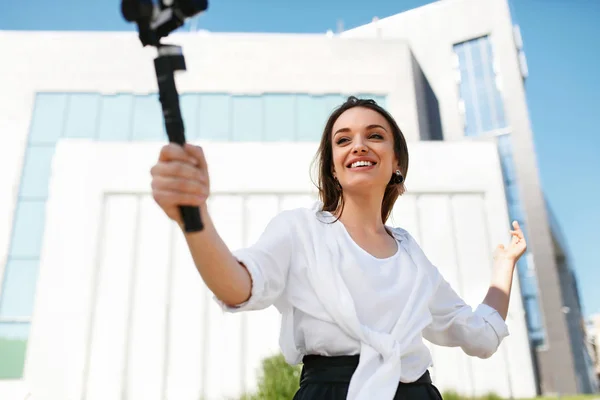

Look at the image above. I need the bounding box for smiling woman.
[150,95,527,400]
[314,96,409,226]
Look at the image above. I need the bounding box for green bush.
[442,391,465,400]
[241,353,301,400]
[481,393,503,400]
[441,391,504,400]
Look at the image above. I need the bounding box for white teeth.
[350,161,374,168]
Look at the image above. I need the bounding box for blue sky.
[1,0,599,318]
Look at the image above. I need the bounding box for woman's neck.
[335,192,387,235]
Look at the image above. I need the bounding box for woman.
[150,97,526,399]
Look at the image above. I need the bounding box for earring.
[393,169,404,184]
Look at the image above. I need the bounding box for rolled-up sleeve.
[423,274,510,359]
[214,211,294,313]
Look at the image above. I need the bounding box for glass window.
[63,93,101,139]
[8,200,46,259]
[505,182,522,206]
[231,96,263,141]
[28,93,68,145]
[296,94,348,142]
[454,36,507,136]
[264,94,296,141]
[324,94,349,111]
[180,94,201,141]
[524,298,545,336]
[198,94,231,141]
[0,260,39,317]
[131,94,166,141]
[296,94,326,141]
[97,94,135,141]
[18,145,56,199]
[496,134,546,346]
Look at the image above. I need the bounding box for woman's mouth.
[348,160,376,169]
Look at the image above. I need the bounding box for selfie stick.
[154,44,204,232]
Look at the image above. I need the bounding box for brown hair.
[312,96,409,223]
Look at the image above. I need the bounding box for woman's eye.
[370,133,384,139]
[336,138,349,144]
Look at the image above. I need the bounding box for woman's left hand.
[493,221,527,265]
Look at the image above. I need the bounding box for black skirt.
[292,355,443,400]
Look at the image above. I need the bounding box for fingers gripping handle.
[154,46,204,232]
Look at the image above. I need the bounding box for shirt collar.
[311,201,407,243]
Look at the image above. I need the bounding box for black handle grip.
[154,47,204,233]
[180,205,204,232]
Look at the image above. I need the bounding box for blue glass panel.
[470,38,484,67]
[454,36,508,136]
[198,94,231,141]
[231,96,263,141]
[8,200,46,258]
[372,95,387,107]
[530,330,545,344]
[63,93,101,139]
[462,81,479,137]
[180,94,201,141]
[525,298,543,330]
[296,95,330,142]
[519,270,537,294]
[96,94,135,141]
[508,202,525,223]
[495,132,544,345]
[499,153,517,183]
[0,322,29,340]
[505,182,521,206]
[294,94,390,141]
[324,94,347,113]
[264,94,296,141]
[0,260,39,317]
[19,145,56,199]
[496,134,512,154]
[28,93,68,145]
[455,44,467,71]
[476,85,493,132]
[131,94,166,141]
[483,38,496,70]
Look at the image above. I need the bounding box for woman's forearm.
[182,204,252,306]
[482,260,516,320]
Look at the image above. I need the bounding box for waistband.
[300,355,432,386]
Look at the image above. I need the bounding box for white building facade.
[0,0,557,398]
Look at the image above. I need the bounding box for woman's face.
[331,107,397,194]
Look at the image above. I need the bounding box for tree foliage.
[241,353,301,400]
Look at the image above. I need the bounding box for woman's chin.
[341,178,384,194]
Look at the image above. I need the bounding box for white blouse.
[215,202,509,400]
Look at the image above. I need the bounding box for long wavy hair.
[311,96,409,223]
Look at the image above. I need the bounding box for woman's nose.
[352,138,368,154]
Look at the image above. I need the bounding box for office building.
[342,0,597,394]
[0,0,594,397]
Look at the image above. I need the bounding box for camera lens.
[176,0,208,17]
[121,0,154,22]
